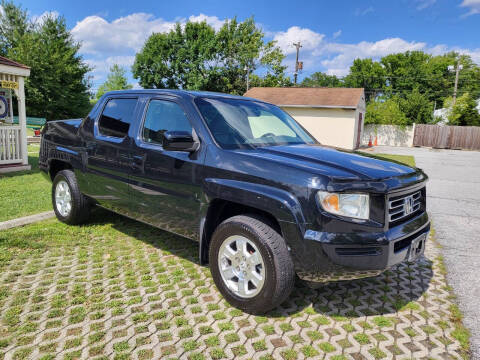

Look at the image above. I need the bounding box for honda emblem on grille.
[404,195,414,215]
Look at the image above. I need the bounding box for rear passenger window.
[98,98,137,138]
[142,100,192,145]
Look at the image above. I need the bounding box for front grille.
[388,190,422,223]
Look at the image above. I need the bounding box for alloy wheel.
[217,235,266,298]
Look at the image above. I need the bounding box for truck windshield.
[195,97,315,150]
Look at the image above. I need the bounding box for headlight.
[316,191,369,220]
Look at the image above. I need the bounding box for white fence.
[0,125,23,165]
[362,124,415,147]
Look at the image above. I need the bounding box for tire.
[209,214,295,314]
[52,169,91,225]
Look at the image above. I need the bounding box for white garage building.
[244,87,366,150]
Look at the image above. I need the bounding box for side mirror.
[163,131,200,152]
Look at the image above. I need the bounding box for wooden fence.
[413,124,480,150]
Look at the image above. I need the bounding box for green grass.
[0,144,51,222]
[0,166,470,360]
[430,224,472,359]
[374,153,416,167]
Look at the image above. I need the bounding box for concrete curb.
[0,210,55,230]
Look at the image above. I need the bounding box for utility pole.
[448,61,463,106]
[293,42,302,85]
[244,65,250,91]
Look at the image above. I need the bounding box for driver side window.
[142,100,192,145]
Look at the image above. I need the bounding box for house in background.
[244,87,366,150]
[0,56,30,173]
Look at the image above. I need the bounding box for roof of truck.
[105,89,257,102]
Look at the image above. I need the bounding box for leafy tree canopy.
[445,93,480,126]
[0,1,91,120]
[0,0,30,56]
[365,97,409,126]
[344,58,386,102]
[302,50,480,126]
[301,72,343,88]
[397,88,433,125]
[133,17,290,94]
[96,64,133,100]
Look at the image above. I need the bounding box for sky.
[17,0,480,92]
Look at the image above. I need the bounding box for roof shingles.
[0,56,30,69]
[244,87,364,108]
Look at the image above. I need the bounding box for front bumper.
[283,211,430,283]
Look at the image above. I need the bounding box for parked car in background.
[39,90,430,313]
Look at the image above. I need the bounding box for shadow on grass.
[86,207,434,319]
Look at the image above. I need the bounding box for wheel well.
[49,160,72,180]
[201,199,282,264]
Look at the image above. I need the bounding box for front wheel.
[52,170,91,225]
[209,215,295,314]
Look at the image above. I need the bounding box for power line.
[303,73,479,83]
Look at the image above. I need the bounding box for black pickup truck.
[39,90,430,313]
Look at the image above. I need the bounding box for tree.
[96,64,132,100]
[342,51,480,125]
[451,53,480,102]
[365,97,408,126]
[133,17,289,94]
[445,93,480,126]
[301,72,343,87]
[212,17,265,94]
[397,88,434,124]
[381,51,431,96]
[133,21,217,90]
[7,14,91,120]
[380,51,480,108]
[254,40,292,87]
[1,3,92,120]
[0,0,30,56]
[248,41,292,88]
[344,58,386,101]
[421,52,480,107]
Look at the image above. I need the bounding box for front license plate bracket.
[408,234,426,262]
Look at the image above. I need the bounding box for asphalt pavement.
[370,145,480,359]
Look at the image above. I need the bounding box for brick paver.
[0,218,465,360]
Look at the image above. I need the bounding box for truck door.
[83,96,139,214]
[129,96,204,240]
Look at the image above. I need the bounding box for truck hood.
[236,144,417,181]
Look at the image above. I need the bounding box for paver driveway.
[371,145,480,359]
[0,208,467,360]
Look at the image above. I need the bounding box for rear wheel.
[209,215,295,314]
[52,170,90,225]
